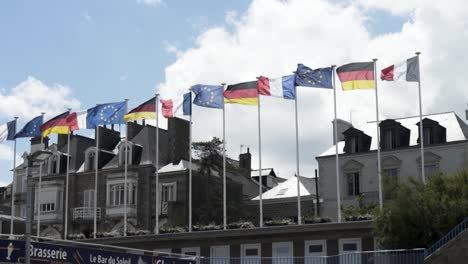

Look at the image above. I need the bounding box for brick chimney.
[239,147,251,171]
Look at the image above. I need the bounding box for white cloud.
[0,76,81,121]
[157,0,468,178]
[137,0,162,7]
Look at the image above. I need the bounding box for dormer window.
[51,156,58,174]
[423,127,432,145]
[48,154,60,175]
[383,130,393,149]
[87,151,96,171]
[118,141,133,166]
[349,137,358,153]
[379,119,410,151]
[343,127,371,154]
[417,118,446,146]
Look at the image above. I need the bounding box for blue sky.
[0,0,423,184]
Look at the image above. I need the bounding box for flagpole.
[124,99,129,236]
[188,89,193,232]
[64,109,71,239]
[220,83,227,230]
[257,91,263,228]
[373,58,383,210]
[93,125,99,239]
[36,112,45,237]
[331,65,342,223]
[155,93,160,235]
[9,116,18,237]
[416,52,425,184]
[294,87,301,225]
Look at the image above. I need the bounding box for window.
[40,203,55,212]
[181,247,200,257]
[83,189,95,207]
[383,168,398,178]
[88,152,96,171]
[50,155,58,174]
[346,172,360,196]
[241,244,261,264]
[161,183,177,203]
[339,238,361,264]
[349,137,358,153]
[304,240,327,263]
[424,164,439,177]
[210,246,230,264]
[119,143,132,165]
[384,130,393,149]
[108,183,137,206]
[423,127,432,145]
[272,242,293,264]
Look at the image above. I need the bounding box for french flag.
[66,111,89,131]
[258,75,296,100]
[381,56,420,82]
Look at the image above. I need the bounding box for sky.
[0,0,467,185]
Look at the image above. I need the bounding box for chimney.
[30,136,49,153]
[332,119,353,144]
[239,147,251,171]
[127,122,145,141]
[168,117,190,164]
[96,126,121,151]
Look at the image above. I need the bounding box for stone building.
[11,118,260,237]
[316,112,468,220]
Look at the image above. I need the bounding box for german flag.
[40,111,70,138]
[336,62,375,90]
[224,81,258,105]
[124,97,156,122]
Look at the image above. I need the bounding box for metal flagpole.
[93,125,99,239]
[36,112,45,237]
[124,99,129,236]
[188,89,193,232]
[294,87,301,225]
[332,65,342,223]
[64,120,71,239]
[373,58,383,210]
[155,94,160,234]
[221,83,227,231]
[416,52,425,184]
[10,116,18,237]
[257,92,263,228]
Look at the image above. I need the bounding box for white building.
[316,112,468,220]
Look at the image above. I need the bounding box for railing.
[199,249,426,264]
[426,217,468,256]
[161,201,168,215]
[73,207,101,220]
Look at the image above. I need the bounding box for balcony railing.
[73,207,100,220]
[161,201,168,215]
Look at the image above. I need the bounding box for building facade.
[11,118,260,238]
[316,112,468,220]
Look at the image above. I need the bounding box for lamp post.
[25,150,52,264]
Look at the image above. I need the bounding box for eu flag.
[191,84,224,109]
[86,101,126,128]
[15,115,43,138]
[295,64,333,89]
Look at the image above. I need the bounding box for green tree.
[373,171,468,249]
[192,137,252,225]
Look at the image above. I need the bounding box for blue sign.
[0,239,195,264]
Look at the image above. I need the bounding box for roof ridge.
[366,111,455,124]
